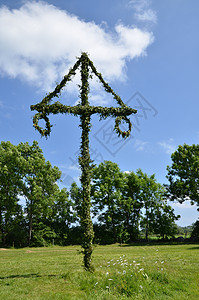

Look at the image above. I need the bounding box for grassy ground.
[0,243,198,299]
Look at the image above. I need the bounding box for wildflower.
[138,268,144,272]
[161,268,163,271]
[108,278,113,281]
[106,286,109,289]
[133,260,136,263]
[123,270,126,274]
[161,261,164,264]
[140,285,143,289]
[143,273,149,279]
[95,282,98,286]
[106,272,109,275]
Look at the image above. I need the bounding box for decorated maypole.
[31,53,137,271]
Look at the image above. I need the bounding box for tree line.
[0,141,198,247]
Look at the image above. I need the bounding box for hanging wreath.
[115,116,132,138]
[33,112,52,137]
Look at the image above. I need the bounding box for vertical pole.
[79,54,94,271]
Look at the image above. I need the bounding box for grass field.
[0,243,198,299]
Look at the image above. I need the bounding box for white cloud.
[172,201,197,209]
[130,0,157,24]
[133,139,149,151]
[124,170,131,174]
[158,138,176,155]
[0,1,154,92]
[135,9,157,23]
[69,165,80,171]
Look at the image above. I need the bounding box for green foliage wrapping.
[30,52,137,271]
[78,57,94,271]
[30,52,137,138]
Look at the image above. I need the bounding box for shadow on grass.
[187,246,199,250]
[120,241,199,247]
[0,273,59,280]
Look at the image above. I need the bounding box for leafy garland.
[30,52,137,271]
[31,53,137,138]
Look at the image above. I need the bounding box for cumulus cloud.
[123,171,131,174]
[0,1,154,91]
[133,139,149,151]
[172,201,197,209]
[130,0,157,24]
[135,9,157,23]
[158,138,176,155]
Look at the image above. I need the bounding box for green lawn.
[0,244,198,299]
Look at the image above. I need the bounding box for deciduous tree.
[92,161,124,242]
[18,141,61,245]
[167,143,199,209]
[0,141,24,245]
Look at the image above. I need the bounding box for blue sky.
[0,0,198,226]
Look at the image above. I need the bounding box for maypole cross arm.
[30,52,137,138]
[30,52,137,271]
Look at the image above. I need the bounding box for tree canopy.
[0,141,63,246]
[0,141,190,248]
[91,161,179,243]
[167,143,199,209]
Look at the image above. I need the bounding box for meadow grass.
[0,243,198,299]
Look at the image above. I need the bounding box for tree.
[92,161,124,243]
[0,140,77,247]
[18,141,61,245]
[136,169,162,240]
[167,143,199,208]
[135,169,178,241]
[5,204,27,247]
[120,171,142,241]
[91,163,179,243]
[70,182,82,223]
[191,220,199,239]
[50,188,77,245]
[0,141,24,245]
[152,203,179,239]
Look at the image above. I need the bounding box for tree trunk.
[145,214,149,241]
[145,225,148,241]
[112,215,117,243]
[29,200,33,246]
[0,208,4,246]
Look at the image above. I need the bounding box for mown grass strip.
[0,244,198,299]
